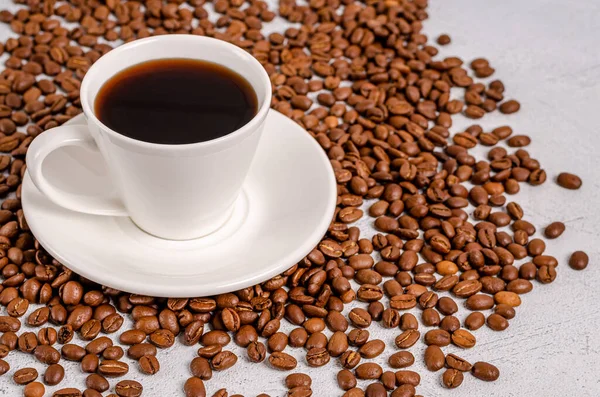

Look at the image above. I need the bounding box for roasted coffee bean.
[358,339,385,359]
[306,347,330,367]
[424,345,445,371]
[451,329,476,348]
[556,172,582,189]
[212,351,238,371]
[487,313,509,331]
[34,345,60,364]
[446,354,472,372]
[442,368,464,389]
[127,343,156,360]
[184,377,206,397]
[286,373,312,389]
[569,251,589,270]
[389,351,415,369]
[330,367,357,391]
[98,360,129,377]
[45,364,65,386]
[81,354,100,373]
[115,380,143,397]
[472,361,500,381]
[355,363,383,380]
[139,355,160,375]
[0,359,9,376]
[62,344,86,361]
[14,367,38,384]
[247,341,267,362]
[395,330,420,349]
[424,330,451,347]
[269,351,297,370]
[544,222,565,239]
[86,374,109,392]
[394,370,420,386]
[52,388,82,397]
[24,381,45,397]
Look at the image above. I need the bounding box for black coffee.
[95,59,258,145]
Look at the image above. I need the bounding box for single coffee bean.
[544,221,565,239]
[14,367,38,384]
[556,172,582,189]
[86,374,109,392]
[184,377,206,397]
[34,344,60,364]
[446,354,472,372]
[494,291,521,307]
[198,344,222,359]
[424,345,445,371]
[355,363,383,380]
[285,373,312,388]
[348,329,370,346]
[487,313,510,331]
[388,351,414,369]
[358,339,385,359]
[52,388,82,397]
[115,380,143,397]
[569,251,589,270]
[83,389,103,397]
[190,357,212,380]
[0,359,9,375]
[339,350,361,369]
[127,343,156,360]
[119,330,146,345]
[269,351,297,370]
[81,354,99,373]
[98,360,129,377]
[394,370,420,386]
[18,332,38,353]
[442,368,464,388]
[395,330,420,349]
[424,329,451,346]
[337,369,357,390]
[306,347,330,367]
[451,329,476,348]
[212,351,238,371]
[44,364,65,386]
[24,381,45,397]
[472,361,500,381]
[139,355,160,375]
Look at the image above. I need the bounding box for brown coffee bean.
[569,251,589,270]
[247,341,267,363]
[18,331,38,353]
[394,370,420,386]
[98,360,129,377]
[337,369,357,390]
[81,354,99,373]
[212,351,237,371]
[451,329,476,348]
[127,343,156,360]
[446,354,472,372]
[45,364,65,386]
[286,373,312,388]
[201,330,230,346]
[86,336,112,355]
[53,388,82,397]
[269,351,297,370]
[115,380,143,397]
[14,367,38,384]
[437,34,451,45]
[495,303,516,319]
[424,329,451,346]
[556,172,582,189]
[494,291,521,307]
[544,222,565,239]
[306,347,330,367]
[355,363,383,380]
[487,313,510,331]
[395,330,420,349]
[184,377,206,397]
[472,361,500,381]
[442,368,464,388]
[62,344,86,361]
[0,316,21,332]
[139,355,160,375]
[499,100,520,114]
[86,374,109,392]
[24,381,45,397]
[424,345,445,371]
[34,344,60,364]
[0,359,9,376]
[388,351,414,369]
[358,339,384,359]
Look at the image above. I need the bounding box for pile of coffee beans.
[0,0,589,396]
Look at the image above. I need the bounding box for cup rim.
[80,35,271,153]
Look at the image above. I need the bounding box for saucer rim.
[22,110,337,297]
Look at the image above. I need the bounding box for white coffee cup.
[26,35,272,240]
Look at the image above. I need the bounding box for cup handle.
[26,124,129,216]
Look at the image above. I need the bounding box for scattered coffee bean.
[556,172,582,189]
[569,251,589,270]
[472,361,500,381]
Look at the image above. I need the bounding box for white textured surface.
[1,0,600,396]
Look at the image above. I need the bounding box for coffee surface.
[95,58,258,144]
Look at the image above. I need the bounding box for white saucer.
[22,111,336,297]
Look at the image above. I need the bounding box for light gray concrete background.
[1,0,599,395]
